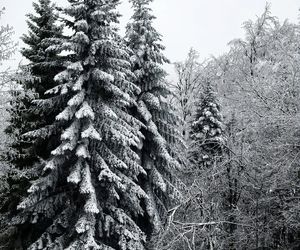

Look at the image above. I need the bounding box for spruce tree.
[5,0,63,169]
[1,1,63,248]
[190,82,226,169]
[182,82,226,249]
[126,0,181,241]
[11,0,157,249]
[22,0,63,94]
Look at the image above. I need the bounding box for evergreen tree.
[174,82,226,249]
[189,82,226,169]
[11,0,158,249]
[5,0,63,170]
[126,0,182,243]
[0,8,18,249]
[1,1,63,248]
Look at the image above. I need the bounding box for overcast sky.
[1,0,299,76]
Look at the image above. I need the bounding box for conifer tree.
[190,82,226,169]
[1,1,63,248]
[181,82,226,249]
[10,0,158,249]
[126,0,181,241]
[5,0,63,168]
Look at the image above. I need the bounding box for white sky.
[0,0,299,76]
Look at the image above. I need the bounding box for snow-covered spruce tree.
[174,82,226,249]
[12,0,155,249]
[189,82,226,169]
[126,0,182,242]
[5,0,63,170]
[1,2,63,248]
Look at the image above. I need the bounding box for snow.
[73,75,85,91]
[91,10,105,19]
[75,215,91,234]
[84,193,100,214]
[67,160,82,184]
[75,101,95,120]
[56,106,75,121]
[54,70,69,83]
[27,184,39,194]
[61,121,79,141]
[92,68,115,83]
[71,31,90,45]
[81,125,102,141]
[45,84,65,95]
[67,90,85,107]
[151,168,167,192]
[76,144,90,159]
[67,62,84,72]
[80,163,95,196]
[99,103,118,120]
[44,159,57,171]
[74,20,89,32]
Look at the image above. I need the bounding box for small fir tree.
[190,82,226,169]
[178,82,226,249]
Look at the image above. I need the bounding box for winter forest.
[0,0,300,249]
